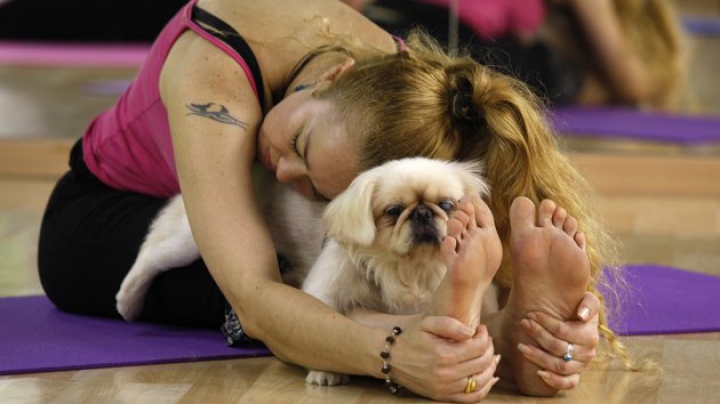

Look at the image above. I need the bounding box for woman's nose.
[275,155,306,184]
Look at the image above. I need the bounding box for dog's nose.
[412,204,433,224]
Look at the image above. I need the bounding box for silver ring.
[561,342,575,362]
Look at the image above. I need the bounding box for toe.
[441,234,459,260]
[564,216,578,237]
[447,216,465,238]
[475,198,496,227]
[451,205,472,230]
[574,232,586,250]
[538,199,557,227]
[552,207,567,229]
[510,197,537,232]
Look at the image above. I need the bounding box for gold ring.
[464,376,477,394]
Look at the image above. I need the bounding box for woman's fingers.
[517,340,587,391]
[419,315,475,341]
[445,366,500,403]
[524,311,600,353]
[576,291,601,321]
[517,341,588,375]
[432,345,501,403]
[519,301,601,391]
[537,370,581,390]
[397,320,502,402]
[519,312,599,376]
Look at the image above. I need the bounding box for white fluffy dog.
[301,157,491,385]
[115,157,491,385]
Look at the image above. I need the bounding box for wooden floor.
[2,1,720,402]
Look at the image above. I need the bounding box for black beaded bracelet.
[380,326,403,396]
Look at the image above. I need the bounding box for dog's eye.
[439,201,454,212]
[385,205,404,218]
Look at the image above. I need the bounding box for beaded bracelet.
[380,326,403,396]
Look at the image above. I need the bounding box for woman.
[38,0,614,401]
[556,0,687,109]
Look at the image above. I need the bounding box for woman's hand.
[517,292,601,390]
[390,316,500,402]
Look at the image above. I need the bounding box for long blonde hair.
[320,30,630,364]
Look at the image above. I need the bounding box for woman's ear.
[318,57,356,83]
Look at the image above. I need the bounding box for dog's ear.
[323,171,378,246]
[455,160,491,198]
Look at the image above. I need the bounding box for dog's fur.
[115,157,491,386]
[114,166,326,321]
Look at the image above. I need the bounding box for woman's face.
[257,90,359,201]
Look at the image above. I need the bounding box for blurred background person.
[346,0,688,109]
[0,0,690,108]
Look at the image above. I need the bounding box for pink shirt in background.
[82,0,261,198]
[414,0,546,39]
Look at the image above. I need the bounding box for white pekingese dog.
[115,157,493,386]
[301,157,491,385]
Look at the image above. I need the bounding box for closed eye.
[291,132,301,157]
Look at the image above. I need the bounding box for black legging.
[37,139,226,328]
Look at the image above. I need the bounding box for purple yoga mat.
[551,107,720,145]
[683,16,720,36]
[603,264,720,336]
[0,264,717,376]
[0,41,148,67]
[0,296,270,376]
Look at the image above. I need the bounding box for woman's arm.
[567,0,654,103]
[161,32,384,375]
[347,308,421,331]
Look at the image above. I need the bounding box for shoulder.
[160,30,264,123]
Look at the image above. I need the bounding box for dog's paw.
[305,370,349,386]
[115,291,144,322]
[115,278,148,322]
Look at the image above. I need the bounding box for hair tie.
[450,77,480,126]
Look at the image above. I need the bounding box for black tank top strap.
[191,5,267,114]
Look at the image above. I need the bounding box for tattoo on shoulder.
[185,102,248,129]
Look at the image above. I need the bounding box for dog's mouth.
[410,204,442,245]
[412,226,442,245]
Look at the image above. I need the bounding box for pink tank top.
[82,0,262,198]
[415,0,545,39]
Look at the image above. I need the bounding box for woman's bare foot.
[428,196,502,330]
[499,197,591,396]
